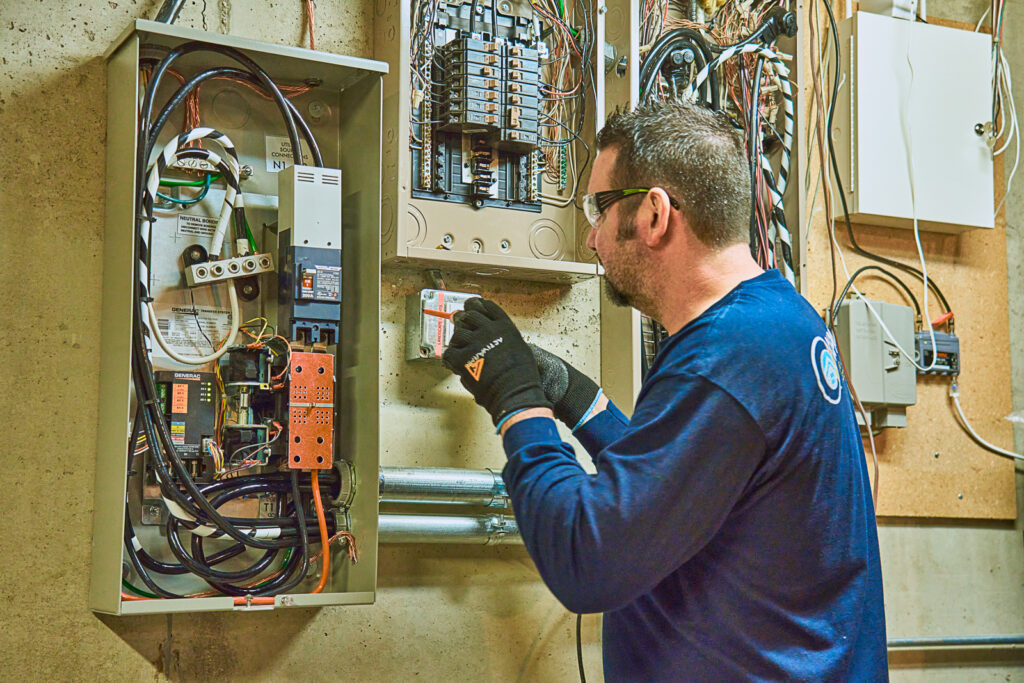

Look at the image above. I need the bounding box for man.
[442,101,887,680]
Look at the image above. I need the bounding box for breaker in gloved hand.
[442,101,888,681]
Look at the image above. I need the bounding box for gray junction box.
[834,298,918,430]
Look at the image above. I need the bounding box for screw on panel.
[500,239,510,251]
[240,164,254,179]
[958,493,964,499]
[934,451,940,458]
[442,234,454,245]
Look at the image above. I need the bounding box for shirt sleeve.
[573,401,629,465]
[501,371,766,615]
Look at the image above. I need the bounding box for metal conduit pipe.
[378,513,522,545]
[888,635,1024,648]
[379,467,508,507]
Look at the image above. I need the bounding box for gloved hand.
[529,344,602,430]
[442,298,552,427]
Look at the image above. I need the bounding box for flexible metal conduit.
[379,467,508,507]
[378,513,522,545]
[888,635,1024,648]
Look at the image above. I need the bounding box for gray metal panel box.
[92,20,385,615]
[835,298,917,429]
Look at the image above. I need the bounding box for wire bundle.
[638,1,795,280]
[124,42,337,602]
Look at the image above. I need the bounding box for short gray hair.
[595,100,751,249]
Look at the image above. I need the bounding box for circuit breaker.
[376,0,601,280]
[834,298,918,430]
[91,20,384,615]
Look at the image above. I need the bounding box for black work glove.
[442,298,552,427]
[529,344,602,429]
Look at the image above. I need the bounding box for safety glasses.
[581,188,680,227]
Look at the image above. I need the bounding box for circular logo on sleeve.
[811,334,843,405]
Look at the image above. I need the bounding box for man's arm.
[501,372,766,615]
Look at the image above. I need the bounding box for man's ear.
[636,188,672,248]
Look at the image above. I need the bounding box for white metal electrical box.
[832,12,994,233]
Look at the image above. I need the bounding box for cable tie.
[140,295,154,303]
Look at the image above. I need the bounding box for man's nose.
[586,225,596,251]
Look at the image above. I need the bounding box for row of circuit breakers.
[413,5,547,211]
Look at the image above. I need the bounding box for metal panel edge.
[338,72,383,600]
[599,0,643,410]
[90,34,140,615]
[127,19,388,74]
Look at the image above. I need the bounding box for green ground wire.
[121,578,159,599]
[244,215,258,253]
[159,173,222,187]
[157,173,212,205]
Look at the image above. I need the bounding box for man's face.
[586,148,649,310]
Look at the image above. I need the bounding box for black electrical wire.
[821,0,952,316]
[146,65,323,167]
[748,57,765,261]
[470,0,480,33]
[831,265,924,324]
[640,38,713,107]
[491,0,498,36]
[131,48,325,554]
[576,613,586,683]
[640,29,719,109]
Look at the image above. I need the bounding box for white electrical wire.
[142,128,243,365]
[829,30,938,373]
[950,382,1024,462]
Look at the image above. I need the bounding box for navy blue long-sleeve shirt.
[502,270,887,681]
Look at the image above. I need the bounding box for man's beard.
[601,240,655,315]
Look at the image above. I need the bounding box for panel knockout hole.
[317,367,325,374]
[294,436,301,443]
[317,436,324,444]
[316,456,324,463]
[295,365,302,373]
[293,456,300,463]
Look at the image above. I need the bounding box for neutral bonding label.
[176,214,218,238]
[265,135,314,172]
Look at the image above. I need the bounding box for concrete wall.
[0,0,1020,679]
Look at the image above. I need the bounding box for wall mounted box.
[91,20,385,615]
[832,12,994,233]
[374,0,602,283]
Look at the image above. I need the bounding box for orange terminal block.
[287,352,334,470]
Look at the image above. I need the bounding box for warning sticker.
[176,214,218,238]
[151,303,232,361]
[265,135,314,173]
[298,265,341,302]
[170,421,186,445]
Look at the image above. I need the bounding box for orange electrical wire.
[311,469,330,594]
[306,0,316,50]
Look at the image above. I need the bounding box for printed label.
[265,135,314,172]
[151,304,232,362]
[176,214,218,238]
[171,383,189,414]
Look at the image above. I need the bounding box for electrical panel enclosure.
[376,0,602,282]
[831,12,994,233]
[91,20,385,615]
[834,298,918,430]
